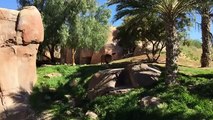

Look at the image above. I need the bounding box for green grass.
[30,64,213,120]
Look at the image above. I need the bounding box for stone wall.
[0,6,43,119]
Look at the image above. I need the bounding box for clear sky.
[0,0,211,41]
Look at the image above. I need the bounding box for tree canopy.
[108,0,199,85]
[17,0,110,64]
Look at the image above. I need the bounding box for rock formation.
[87,68,123,100]
[60,26,123,65]
[0,6,44,119]
[90,27,123,64]
[87,63,161,100]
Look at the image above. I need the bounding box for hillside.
[29,52,213,120]
[113,40,212,68]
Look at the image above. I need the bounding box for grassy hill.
[29,40,213,119]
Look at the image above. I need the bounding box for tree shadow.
[30,64,126,119]
[192,74,213,79]
[0,87,36,120]
[177,73,213,99]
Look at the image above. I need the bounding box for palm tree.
[197,1,213,67]
[108,0,198,85]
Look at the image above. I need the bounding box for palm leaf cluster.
[108,0,205,84]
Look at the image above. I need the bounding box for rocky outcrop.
[61,27,123,65]
[85,111,98,120]
[126,64,161,87]
[133,41,166,56]
[87,68,123,100]
[139,96,161,108]
[90,27,123,64]
[87,63,161,100]
[90,43,123,64]
[0,6,43,119]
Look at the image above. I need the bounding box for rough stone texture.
[139,96,161,108]
[90,43,123,64]
[87,68,123,100]
[87,63,161,100]
[85,111,98,120]
[79,48,93,64]
[126,64,161,87]
[62,26,123,65]
[44,72,62,78]
[108,87,132,95]
[0,6,43,119]
[17,6,44,44]
[133,41,166,56]
[90,27,123,64]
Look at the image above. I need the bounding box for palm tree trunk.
[165,20,179,85]
[201,11,211,67]
[71,48,76,66]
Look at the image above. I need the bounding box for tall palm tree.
[197,1,213,67]
[108,0,198,85]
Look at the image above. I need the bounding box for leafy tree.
[17,0,69,63]
[17,0,110,64]
[61,4,110,65]
[108,0,198,85]
[115,15,166,62]
[114,17,139,55]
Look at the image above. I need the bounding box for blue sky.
[0,0,211,41]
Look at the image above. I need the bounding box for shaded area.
[88,68,213,120]
[30,64,118,119]
[29,63,213,120]
[0,89,36,120]
[177,73,213,99]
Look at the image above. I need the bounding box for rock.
[90,43,123,64]
[90,27,123,64]
[38,110,54,120]
[44,72,62,78]
[17,6,44,44]
[139,96,161,108]
[126,63,161,87]
[108,87,132,95]
[66,110,72,115]
[87,68,123,100]
[69,79,78,87]
[60,27,123,64]
[133,41,165,56]
[0,6,43,119]
[79,48,93,64]
[48,88,56,92]
[64,94,72,99]
[85,111,98,120]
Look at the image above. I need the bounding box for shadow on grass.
[30,62,131,119]
[0,88,36,120]
[178,73,213,99]
[192,74,213,79]
[30,62,213,119]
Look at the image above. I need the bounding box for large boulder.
[87,64,161,99]
[139,96,161,108]
[17,6,44,44]
[90,43,123,64]
[0,6,43,119]
[87,68,123,100]
[126,64,161,87]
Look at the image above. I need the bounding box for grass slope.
[30,63,213,120]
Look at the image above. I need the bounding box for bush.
[181,39,202,48]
